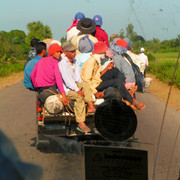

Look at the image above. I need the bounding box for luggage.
[122,53,145,92]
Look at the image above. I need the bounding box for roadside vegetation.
[0,21,52,77]
[0,21,179,88]
[0,62,25,77]
[148,52,180,89]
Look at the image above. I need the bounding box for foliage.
[147,52,155,61]
[152,52,178,60]
[117,23,180,54]
[119,29,125,39]
[125,23,137,42]
[60,37,66,45]
[0,62,25,77]
[0,21,53,62]
[148,53,180,89]
[0,30,29,62]
[25,21,52,46]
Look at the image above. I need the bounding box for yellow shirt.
[81,55,102,94]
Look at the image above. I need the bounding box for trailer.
[35,97,137,152]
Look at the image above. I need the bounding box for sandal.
[130,104,138,110]
[87,110,96,115]
[136,103,146,110]
[128,85,138,97]
[77,124,91,133]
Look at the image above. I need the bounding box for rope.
[43,89,63,102]
[42,107,46,123]
[43,88,75,117]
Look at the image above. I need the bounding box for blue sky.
[1,0,180,41]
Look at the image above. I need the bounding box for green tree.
[133,35,145,43]
[0,30,28,61]
[25,21,52,46]
[125,23,137,42]
[7,30,26,44]
[0,32,10,61]
[119,29,125,39]
[144,38,160,53]
[60,37,66,45]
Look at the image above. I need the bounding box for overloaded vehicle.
[35,90,138,151]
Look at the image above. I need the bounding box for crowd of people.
[24,12,149,133]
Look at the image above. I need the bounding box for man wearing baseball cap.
[93,15,109,47]
[139,47,149,76]
[31,43,69,105]
[66,12,85,42]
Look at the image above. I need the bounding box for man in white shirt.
[139,47,149,76]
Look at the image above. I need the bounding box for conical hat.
[43,38,54,45]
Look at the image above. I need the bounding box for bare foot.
[132,99,146,110]
[128,85,138,97]
[87,101,96,113]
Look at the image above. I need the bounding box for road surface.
[0,80,179,180]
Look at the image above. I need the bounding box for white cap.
[140,47,145,52]
[49,40,61,46]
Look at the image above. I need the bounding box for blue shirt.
[76,53,91,70]
[23,56,42,90]
[58,56,81,95]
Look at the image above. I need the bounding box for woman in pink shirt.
[31,43,69,105]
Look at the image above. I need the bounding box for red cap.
[92,41,109,54]
[48,43,63,56]
[116,39,128,48]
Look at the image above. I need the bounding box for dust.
[146,74,180,112]
[0,72,24,90]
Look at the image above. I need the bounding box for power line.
[128,0,147,40]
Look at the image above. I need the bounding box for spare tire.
[94,99,137,141]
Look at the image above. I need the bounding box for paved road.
[0,80,179,180]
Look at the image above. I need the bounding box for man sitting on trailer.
[81,41,145,110]
[58,42,96,133]
[30,43,69,106]
[24,41,47,91]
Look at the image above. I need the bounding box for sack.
[78,35,94,53]
[144,77,152,88]
[37,86,59,105]
[44,95,64,114]
[122,53,145,92]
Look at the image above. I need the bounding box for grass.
[0,62,25,77]
[152,52,178,60]
[148,52,180,89]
